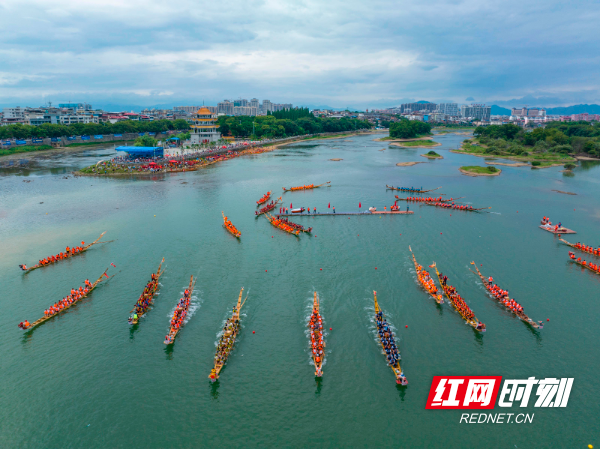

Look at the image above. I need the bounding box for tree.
[134,135,158,147]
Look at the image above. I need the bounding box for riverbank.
[0,140,135,162]
[396,161,427,167]
[454,140,577,163]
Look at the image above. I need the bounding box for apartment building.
[461,104,491,121]
[436,103,459,116]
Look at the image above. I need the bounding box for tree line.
[0,119,190,140]
[389,119,432,139]
[473,122,600,157]
[267,108,312,120]
[217,115,372,139]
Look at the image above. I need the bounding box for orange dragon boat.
[283,181,330,192]
[265,212,300,236]
[569,251,600,276]
[19,231,112,273]
[222,211,241,238]
[424,202,489,212]
[470,262,543,329]
[308,292,325,377]
[395,195,464,203]
[164,276,195,345]
[409,246,443,304]
[18,267,114,331]
[256,191,272,206]
[255,197,282,216]
[560,237,599,257]
[433,262,486,332]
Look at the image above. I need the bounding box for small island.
[420,150,443,159]
[391,139,441,148]
[396,161,427,167]
[459,165,501,177]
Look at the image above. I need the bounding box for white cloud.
[0,0,599,107]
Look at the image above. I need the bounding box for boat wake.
[166,288,202,326]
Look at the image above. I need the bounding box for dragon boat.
[164,276,195,345]
[209,288,247,382]
[128,258,165,325]
[433,263,486,332]
[386,185,442,194]
[19,232,112,273]
[265,213,300,236]
[409,246,443,304]
[283,181,330,192]
[373,291,407,385]
[222,211,241,238]
[19,267,114,331]
[470,262,543,329]
[308,292,325,377]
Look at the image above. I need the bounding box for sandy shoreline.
[420,154,443,159]
[396,161,427,167]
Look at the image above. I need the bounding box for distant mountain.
[491,105,511,116]
[490,103,600,116]
[416,100,431,104]
[546,104,600,115]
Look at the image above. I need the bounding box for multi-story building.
[59,115,99,125]
[217,100,234,115]
[460,104,491,121]
[234,99,248,107]
[3,107,26,121]
[250,98,259,110]
[58,103,92,111]
[272,103,293,112]
[261,100,272,114]
[233,106,258,116]
[436,103,459,116]
[174,106,201,114]
[400,102,437,113]
[511,107,546,117]
[190,107,220,144]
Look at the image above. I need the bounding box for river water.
[1,132,599,447]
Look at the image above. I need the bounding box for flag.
[290,203,292,208]
[111,263,116,267]
[328,203,330,208]
[470,262,475,265]
[104,273,109,278]
[359,202,361,208]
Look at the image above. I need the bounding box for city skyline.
[1,0,599,109]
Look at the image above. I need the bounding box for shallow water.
[1,133,599,447]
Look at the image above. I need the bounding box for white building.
[460,104,491,121]
[59,115,99,125]
[436,103,459,116]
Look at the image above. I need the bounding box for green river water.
[1,133,599,448]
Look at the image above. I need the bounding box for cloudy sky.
[1,0,599,109]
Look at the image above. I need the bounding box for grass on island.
[425,150,442,157]
[397,140,438,147]
[0,145,54,157]
[460,165,499,174]
[433,127,475,134]
[457,141,576,162]
[379,134,432,141]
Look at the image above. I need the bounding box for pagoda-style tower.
[190,107,220,144]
